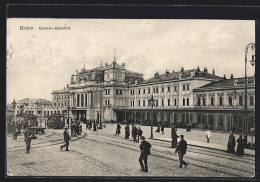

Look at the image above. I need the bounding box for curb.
[152,138,255,157]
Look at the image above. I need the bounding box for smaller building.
[193,75,255,134]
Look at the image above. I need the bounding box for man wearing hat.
[60,128,71,151]
[175,135,188,168]
[171,126,179,148]
[139,136,152,172]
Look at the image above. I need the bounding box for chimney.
[166,69,169,75]
[154,71,159,78]
[204,67,208,73]
[212,68,215,76]
[181,67,184,72]
[197,66,200,72]
[230,74,233,79]
[223,74,226,80]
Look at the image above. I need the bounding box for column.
[189,112,191,125]
[125,111,127,121]
[206,113,209,129]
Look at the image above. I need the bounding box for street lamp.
[244,43,255,136]
[12,99,17,127]
[148,95,157,139]
[67,105,71,128]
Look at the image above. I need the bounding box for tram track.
[83,132,254,177]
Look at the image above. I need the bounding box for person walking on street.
[171,126,179,148]
[175,135,188,168]
[24,127,34,154]
[139,136,152,172]
[125,124,130,139]
[137,127,143,143]
[115,122,121,135]
[133,126,138,143]
[60,128,71,151]
[205,129,212,143]
[13,126,18,140]
[161,123,165,134]
[227,131,236,153]
[236,135,244,156]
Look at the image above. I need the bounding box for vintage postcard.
[6,18,255,177]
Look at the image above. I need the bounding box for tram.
[47,114,65,129]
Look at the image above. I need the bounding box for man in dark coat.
[60,128,71,151]
[137,127,143,143]
[139,136,152,172]
[133,126,138,143]
[115,123,121,135]
[171,126,179,148]
[125,124,130,139]
[161,124,165,134]
[24,127,34,154]
[227,131,236,153]
[175,135,188,168]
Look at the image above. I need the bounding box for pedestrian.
[236,135,244,156]
[131,124,134,137]
[204,129,212,143]
[93,122,97,131]
[13,126,18,140]
[137,127,143,143]
[23,127,34,154]
[161,123,165,134]
[133,126,138,143]
[139,136,152,172]
[155,124,160,132]
[71,123,75,136]
[125,124,130,139]
[175,135,188,168]
[171,126,179,148]
[115,122,121,135]
[60,128,71,151]
[227,131,236,153]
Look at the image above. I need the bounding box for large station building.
[52,59,255,134]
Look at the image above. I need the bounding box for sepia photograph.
[6,18,255,177]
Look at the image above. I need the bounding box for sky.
[6,19,255,104]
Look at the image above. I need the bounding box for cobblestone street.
[6,126,255,177]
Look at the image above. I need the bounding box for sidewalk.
[83,123,255,157]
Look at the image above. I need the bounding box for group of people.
[155,123,165,134]
[71,122,82,136]
[227,131,245,156]
[120,123,143,143]
[86,120,98,131]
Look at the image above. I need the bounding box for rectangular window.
[85,93,88,106]
[138,89,141,95]
[105,89,110,95]
[168,86,170,92]
[162,99,164,106]
[156,100,158,106]
[174,86,177,92]
[143,100,145,106]
[187,84,189,90]
[183,98,185,106]
[168,99,170,106]
[77,94,80,107]
[143,89,146,94]
[161,87,164,93]
[183,85,185,90]
[116,90,119,95]
[120,90,123,95]
[138,100,141,106]
[148,88,150,93]
[156,87,159,93]
[81,94,84,107]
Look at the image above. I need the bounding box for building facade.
[52,60,255,133]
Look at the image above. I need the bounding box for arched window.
[239,96,243,106]
[229,96,232,106]
[187,98,189,106]
[250,95,254,106]
[203,97,206,106]
[197,98,201,106]
[219,97,223,106]
[211,97,214,106]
